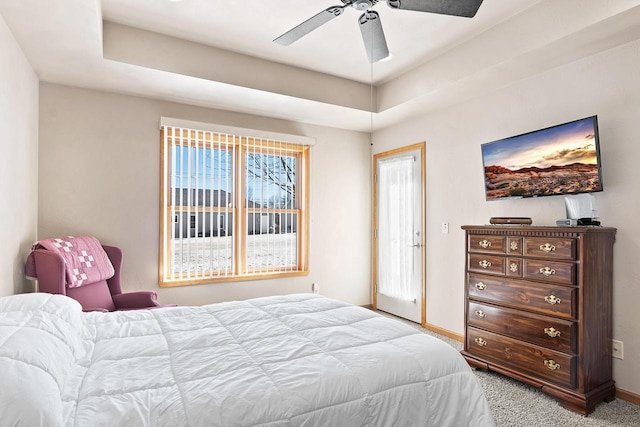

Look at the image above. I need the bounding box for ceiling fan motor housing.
[350,0,378,11]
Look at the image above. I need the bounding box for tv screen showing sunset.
[482,117,602,200]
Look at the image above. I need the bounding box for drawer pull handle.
[544,359,561,370]
[544,295,561,305]
[479,260,491,269]
[544,327,561,338]
[539,266,556,276]
[475,310,486,319]
[474,338,487,347]
[540,243,556,253]
[479,240,492,249]
[475,282,486,290]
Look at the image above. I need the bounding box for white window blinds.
[160,119,311,286]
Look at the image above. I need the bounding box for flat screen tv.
[481,116,603,201]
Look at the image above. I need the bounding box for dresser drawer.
[523,237,576,260]
[523,259,575,285]
[466,327,575,388]
[467,273,576,319]
[468,302,576,353]
[468,253,506,275]
[468,235,506,254]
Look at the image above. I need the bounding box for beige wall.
[373,39,640,395]
[38,84,372,307]
[0,15,39,297]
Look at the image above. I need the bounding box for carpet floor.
[377,311,640,426]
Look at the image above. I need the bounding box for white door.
[374,145,424,323]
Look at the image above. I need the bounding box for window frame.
[159,127,310,287]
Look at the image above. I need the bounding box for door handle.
[409,243,422,248]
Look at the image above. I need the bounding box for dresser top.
[462,225,617,235]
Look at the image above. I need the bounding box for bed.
[0,292,494,426]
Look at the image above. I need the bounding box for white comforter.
[0,293,494,427]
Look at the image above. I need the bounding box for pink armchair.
[32,245,172,312]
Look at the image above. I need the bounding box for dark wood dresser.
[461,225,616,415]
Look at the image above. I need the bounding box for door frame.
[372,142,426,326]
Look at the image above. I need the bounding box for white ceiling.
[2,0,640,132]
[99,0,534,85]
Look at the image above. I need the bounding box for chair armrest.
[112,291,160,309]
[33,249,66,295]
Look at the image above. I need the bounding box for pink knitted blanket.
[25,236,114,288]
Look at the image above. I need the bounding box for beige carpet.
[376,311,640,426]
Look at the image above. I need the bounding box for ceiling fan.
[274,0,484,63]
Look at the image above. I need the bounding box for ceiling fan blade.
[274,6,346,46]
[359,11,390,63]
[386,0,484,18]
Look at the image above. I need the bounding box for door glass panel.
[377,155,417,301]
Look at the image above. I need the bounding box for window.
[159,121,310,286]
